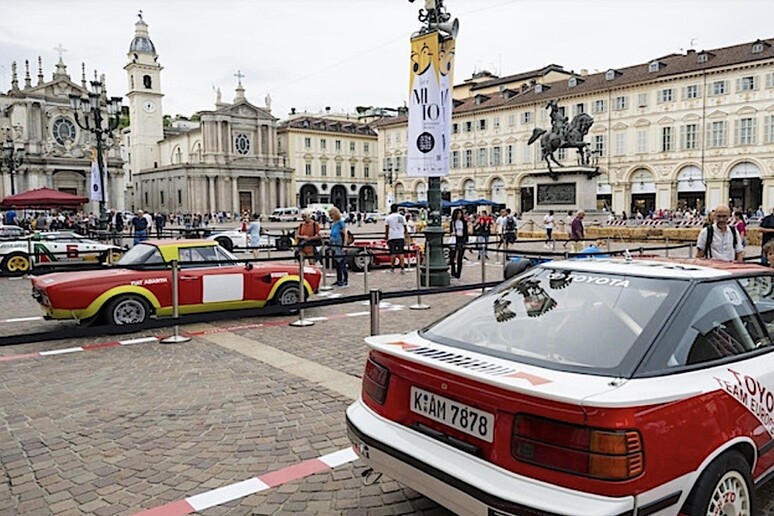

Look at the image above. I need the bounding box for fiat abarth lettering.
[346,258,774,516]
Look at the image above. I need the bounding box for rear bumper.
[346,399,636,516]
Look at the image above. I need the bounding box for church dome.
[129,36,156,54]
[129,15,156,55]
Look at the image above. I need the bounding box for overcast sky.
[2,0,773,120]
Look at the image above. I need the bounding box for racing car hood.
[366,332,625,406]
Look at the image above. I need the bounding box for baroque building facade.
[278,112,378,212]
[123,16,292,216]
[377,37,774,216]
[0,57,125,209]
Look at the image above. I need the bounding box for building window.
[335,140,342,151]
[145,192,148,204]
[753,43,764,53]
[160,191,164,205]
[304,137,311,149]
[464,121,473,132]
[685,84,700,99]
[568,77,578,87]
[478,119,487,131]
[493,117,500,129]
[661,126,673,152]
[711,80,726,96]
[452,151,460,168]
[364,143,369,153]
[636,130,648,153]
[452,123,459,134]
[637,93,648,107]
[614,132,626,155]
[350,165,356,177]
[659,88,674,103]
[349,142,355,152]
[464,149,473,168]
[336,164,342,177]
[522,143,532,164]
[574,103,585,116]
[739,76,757,92]
[508,114,516,126]
[364,166,370,178]
[321,164,327,176]
[177,190,182,204]
[521,112,532,124]
[605,70,616,81]
[52,117,76,145]
[492,146,502,166]
[506,145,513,165]
[320,139,327,150]
[648,61,660,73]
[477,148,487,166]
[593,135,606,156]
[234,133,250,155]
[614,96,628,111]
[709,121,727,147]
[682,124,699,149]
[305,163,312,176]
[557,148,567,160]
[592,100,606,113]
[765,116,774,143]
[738,118,756,145]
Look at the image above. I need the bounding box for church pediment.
[25,78,87,100]
[217,101,275,121]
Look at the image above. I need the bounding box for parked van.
[268,207,300,222]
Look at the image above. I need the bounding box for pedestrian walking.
[131,210,149,245]
[570,210,585,253]
[295,211,322,263]
[385,203,409,273]
[543,210,554,248]
[449,208,468,279]
[247,213,262,258]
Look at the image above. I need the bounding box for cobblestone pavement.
[1,237,773,515]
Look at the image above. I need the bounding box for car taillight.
[512,415,643,481]
[363,357,390,405]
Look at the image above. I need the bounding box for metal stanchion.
[606,238,611,253]
[290,252,315,327]
[161,260,191,344]
[665,237,670,258]
[410,242,429,310]
[363,249,370,294]
[319,241,332,292]
[552,239,556,252]
[480,244,487,293]
[369,288,382,336]
[689,242,694,258]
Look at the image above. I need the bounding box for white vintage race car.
[206,229,291,253]
[0,231,122,276]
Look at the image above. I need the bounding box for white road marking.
[186,478,270,512]
[39,347,83,356]
[120,337,159,345]
[319,447,358,468]
[346,311,370,317]
[3,316,43,323]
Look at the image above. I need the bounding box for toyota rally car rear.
[346,259,752,515]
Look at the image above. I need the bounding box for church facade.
[123,16,293,216]
[0,56,125,210]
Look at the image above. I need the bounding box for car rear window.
[421,266,687,376]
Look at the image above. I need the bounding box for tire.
[350,249,373,272]
[272,283,304,307]
[681,450,754,516]
[215,237,233,252]
[504,259,532,280]
[1,253,32,276]
[105,295,151,326]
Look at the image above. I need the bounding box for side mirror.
[245,262,254,271]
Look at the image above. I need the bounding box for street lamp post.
[382,164,395,209]
[69,81,122,232]
[1,126,25,196]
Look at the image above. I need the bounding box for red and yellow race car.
[31,240,321,326]
[348,239,422,272]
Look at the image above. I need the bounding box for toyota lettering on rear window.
[421,267,687,376]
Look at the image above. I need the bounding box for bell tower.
[124,11,163,180]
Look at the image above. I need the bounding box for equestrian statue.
[528,99,595,176]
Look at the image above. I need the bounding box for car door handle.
[179,276,200,281]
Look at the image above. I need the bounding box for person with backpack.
[503,209,518,250]
[295,211,322,263]
[696,204,744,262]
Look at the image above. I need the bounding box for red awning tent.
[0,187,89,210]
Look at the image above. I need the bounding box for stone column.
[207,175,216,214]
[45,170,54,189]
[269,177,277,210]
[258,177,266,215]
[232,176,239,216]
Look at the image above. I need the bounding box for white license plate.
[410,387,494,443]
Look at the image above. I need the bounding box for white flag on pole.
[89,161,102,202]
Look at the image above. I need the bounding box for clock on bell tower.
[124,12,164,179]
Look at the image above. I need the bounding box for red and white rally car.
[347,257,774,515]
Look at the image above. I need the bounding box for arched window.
[463,179,477,200]
[143,75,152,89]
[416,181,427,202]
[490,178,505,204]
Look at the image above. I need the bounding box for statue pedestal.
[521,166,609,227]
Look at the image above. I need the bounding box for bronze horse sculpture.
[528,112,595,173]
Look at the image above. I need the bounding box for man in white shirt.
[384,204,409,273]
[696,204,744,262]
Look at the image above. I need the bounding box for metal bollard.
[665,237,670,258]
[290,253,315,327]
[481,244,487,293]
[606,238,611,253]
[161,260,191,344]
[319,241,332,291]
[363,250,370,294]
[410,242,429,310]
[689,242,694,258]
[369,288,382,336]
[552,239,556,252]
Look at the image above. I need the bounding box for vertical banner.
[89,161,103,202]
[407,31,455,177]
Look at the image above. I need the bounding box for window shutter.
[680,125,686,150]
[736,78,742,92]
[766,116,771,143]
[767,74,773,89]
[734,120,740,145]
[752,119,758,144]
[706,124,713,147]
